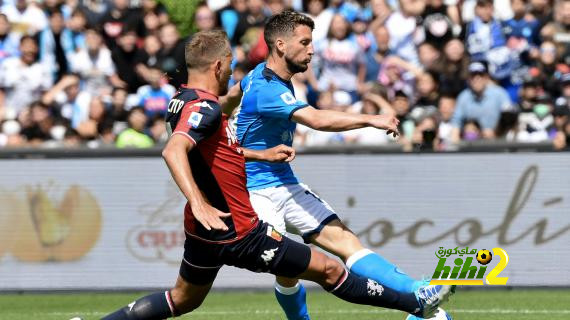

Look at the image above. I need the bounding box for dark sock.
[101,291,176,320]
[329,271,421,314]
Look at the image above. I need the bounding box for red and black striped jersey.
[166,86,259,243]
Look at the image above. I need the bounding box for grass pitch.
[0,289,568,320]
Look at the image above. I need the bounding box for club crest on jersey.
[266,225,282,241]
[280,92,297,105]
[188,112,203,128]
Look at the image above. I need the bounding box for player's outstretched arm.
[242,144,296,163]
[220,82,243,116]
[162,134,231,231]
[291,106,400,137]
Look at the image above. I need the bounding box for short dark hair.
[185,30,231,71]
[264,10,314,53]
[20,35,37,46]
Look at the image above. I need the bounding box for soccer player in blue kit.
[235,11,455,320]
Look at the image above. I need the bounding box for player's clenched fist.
[263,144,296,163]
[369,114,400,138]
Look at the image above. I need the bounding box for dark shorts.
[179,222,312,285]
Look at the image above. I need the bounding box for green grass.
[0,289,568,319]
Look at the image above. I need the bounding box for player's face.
[284,25,314,74]
[217,53,233,96]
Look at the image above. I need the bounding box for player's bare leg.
[309,219,364,260]
[310,218,420,294]
[169,275,213,314]
[102,276,213,319]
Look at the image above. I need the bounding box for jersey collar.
[180,84,219,102]
[262,65,291,84]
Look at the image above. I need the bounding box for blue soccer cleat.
[412,284,455,318]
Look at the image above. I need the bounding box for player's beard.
[285,56,309,75]
[218,72,231,96]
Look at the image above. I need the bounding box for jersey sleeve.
[256,82,308,120]
[173,100,222,145]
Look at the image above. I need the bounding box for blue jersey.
[236,62,308,190]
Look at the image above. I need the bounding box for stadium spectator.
[417,42,441,71]
[420,0,460,48]
[134,34,161,80]
[116,107,154,148]
[1,0,48,35]
[309,14,366,98]
[157,23,186,88]
[465,0,511,80]
[217,0,248,41]
[0,36,51,117]
[100,0,145,49]
[0,13,20,63]
[436,93,456,148]
[20,101,53,145]
[451,61,512,142]
[552,104,570,149]
[70,28,118,96]
[41,73,91,128]
[111,29,145,93]
[67,9,88,51]
[461,118,483,141]
[364,24,390,82]
[384,0,423,65]
[108,87,130,123]
[149,114,168,144]
[76,97,109,140]
[517,75,542,112]
[231,0,267,46]
[435,38,470,96]
[39,10,74,83]
[194,2,217,32]
[141,0,169,26]
[135,65,176,119]
[516,92,554,142]
[552,0,570,63]
[303,0,335,43]
[411,114,439,150]
[142,9,161,37]
[556,73,570,108]
[529,40,570,97]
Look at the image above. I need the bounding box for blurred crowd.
[0,0,569,150]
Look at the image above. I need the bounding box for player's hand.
[370,115,400,138]
[191,201,231,231]
[263,144,296,163]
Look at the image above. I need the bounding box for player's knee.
[323,257,345,288]
[170,287,203,314]
[276,276,299,288]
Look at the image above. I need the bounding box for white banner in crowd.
[0,153,568,290]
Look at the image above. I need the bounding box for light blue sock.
[274,282,310,320]
[347,249,420,294]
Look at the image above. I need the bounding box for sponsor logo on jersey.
[188,112,203,128]
[261,247,279,265]
[193,101,213,110]
[280,92,297,105]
